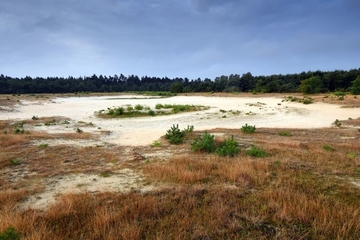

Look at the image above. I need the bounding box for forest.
[1,68,360,94]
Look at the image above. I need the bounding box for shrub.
[38,144,49,149]
[241,123,256,134]
[278,131,292,136]
[151,140,162,147]
[215,135,239,157]
[115,107,124,116]
[165,124,185,144]
[9,159,21,166]
[127,106,134,111]
[148,110,155,116]
[76,127,83,133]
[0,227,21,240]
[302,97,313,104]
[246,145,267,158]
[182,125,194,133]
[334,119,341,127]
[155,103,164,109]
[135,104,144,110]
[191,132,215,153]
[31,115,39,120]
[323,145,335,152]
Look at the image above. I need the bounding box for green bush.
[241,123,256,134]
[0,227,21,240]
[182,125,194,133]
[278,131,292,136]
[302,97,313,104]
[148,110,155,116]
[246,145,267,158]
[334,119,341,127]
[9,159,21,166]
[215,136,239,157]
[323,145,335,152]
[165,124,185,144]
[191,132,215,153]
[155,103,164,109]
[150,140,162,147]
[135,104,144,110]
[115,107,124,116]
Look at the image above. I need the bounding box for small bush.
[127,106,134,111]
[278,131,292,136]
[241,123,256,134]
[155,103,164,109]
[38,144,49,149]
[165,124,185,144]
[323,145,335,152]
[76,127,83,133]
[31,115,39,120]
[215,135,239,157]
[115,107,124,116]
[148,110,155,116]
[302,97,313,104]
[183,125,194,133]
[9,159,21,166]
[150,140,162,147]
[135,104,144,110]
[0,226,21,240]
[246,145,267,158]
[334,119,341,127]
[191,132,215,153]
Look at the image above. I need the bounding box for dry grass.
[0,115,360,239]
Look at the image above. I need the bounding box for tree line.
[1,69,360,94]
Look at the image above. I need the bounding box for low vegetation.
[97,104,209,118]
[241,123,256,134]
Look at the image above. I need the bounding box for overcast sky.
[1,0,359,79]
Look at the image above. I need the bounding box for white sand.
[1,95,359,146]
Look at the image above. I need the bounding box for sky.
[0,0,359,80]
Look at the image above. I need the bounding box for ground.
[0,92,359,239]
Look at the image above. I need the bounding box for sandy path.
[1,95,359,146]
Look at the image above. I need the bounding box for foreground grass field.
[0,93,360,239]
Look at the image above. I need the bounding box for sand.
[1,95,358,146]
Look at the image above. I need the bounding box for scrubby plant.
[155,103,164,109]
[165,124,185,144]
[278,131,292,136]
[9,159,21,166]
[241,123,256,134]
[76,127,83,133]
[38,144,49,149]
[0,226,21,240]
[31,115,39,120]
[115,107,124,116]
[246,145,267,157]
[150,140,162,147]
[323,145,335,152]
[334,119,341,127]
[302,97,313,104]
[182,125,194,133]
[148,110,155,116]
[191,132,215,153]
[215,135,239,157]
[135,104,144,110]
